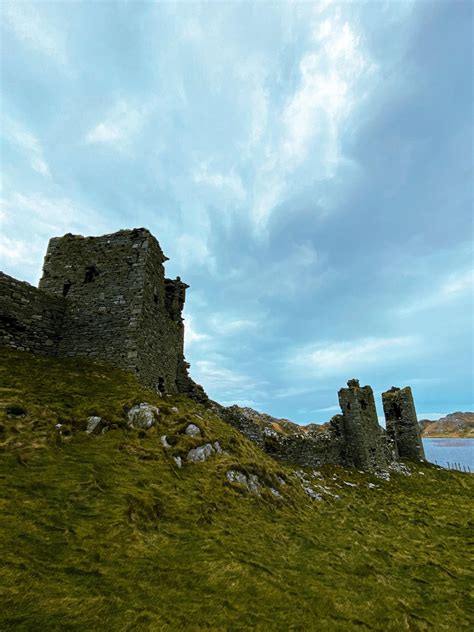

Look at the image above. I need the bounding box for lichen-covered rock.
[226,470,262,495]
[213,440,223,454]
[185,423,201,437]
[127,403,159,429]
[86,416,102,434]
[160,435,171,448]
[247,474,261,494]
[226,470,248,485]
[187,443,214,462]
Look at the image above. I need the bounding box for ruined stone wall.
[39,229,149,375]
[382,387,425,461]
[219,405,346,468]
[0,272,65,355]
[37,228,193,392]
[132,234,187,392]
[337,380,388,469]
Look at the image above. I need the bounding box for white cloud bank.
[290,335,418,378]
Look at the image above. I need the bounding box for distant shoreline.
[422,434,474,439]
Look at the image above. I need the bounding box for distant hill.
[420,412,474,437]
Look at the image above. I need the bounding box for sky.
[1,0,473,424]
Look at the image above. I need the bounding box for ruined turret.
[338,379,388,469]
[382,386,425,461]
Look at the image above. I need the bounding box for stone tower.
[338,379,388,469]
[38,228,193,394]
[382,386,425,461]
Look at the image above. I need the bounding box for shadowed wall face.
[338,379,388,469]
[382,387,425,461]
[0,272,65,355]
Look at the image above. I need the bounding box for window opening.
[84,266,99,283]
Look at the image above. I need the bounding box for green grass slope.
[0,349,472,631]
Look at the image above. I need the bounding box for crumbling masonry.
[0,228,424,469]
[221,379,425,470]
[0,228,205,401]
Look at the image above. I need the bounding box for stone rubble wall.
[338,379,389,469]
[39,229,149,376]
[382,386,425,460]
[0,272,65,355]
[219,405,347,468]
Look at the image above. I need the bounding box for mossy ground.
[0,349,472,631]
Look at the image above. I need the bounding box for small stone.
[160,435,171,448]
[270,488,281,497]
[185,423,201,437]
[173,456,182,468]
[213,440,223,454]
[171,407,179,413]
[86,416,102,434]
[187,443,214,462]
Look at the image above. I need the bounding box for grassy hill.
[0,349,472,631]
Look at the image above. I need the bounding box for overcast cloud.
[1,1,472,422]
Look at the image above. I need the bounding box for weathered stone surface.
[187,443,214,462]
[226,470,247,485]
[160,435,171,448]
[1,229,207,402]
[337,379,388,470]
[173,455,182,468]
[0,272,65,356]
[127,403,159,429]
[382,387,425,461]
[226,470,262,495]
[86,416,102,434]
[185,423,201,437]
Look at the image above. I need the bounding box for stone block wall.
[382,386,425,460]
[337,379,388,469]
[219,405,346,468]
[0,272,65,355]
[37,228,194,393]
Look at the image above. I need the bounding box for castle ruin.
[0,228,205,401]
[0,228,425,469]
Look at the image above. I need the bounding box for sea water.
[422,438,474,471]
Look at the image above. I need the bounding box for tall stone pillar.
[338,379,387,469]
[382,386,425,461]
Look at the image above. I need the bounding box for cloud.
[85,100,149,150]
[3,2,68,66]
[250,13,375,229]
[311,404,340,413]
[291,336,418,377]
[398,268,473,315]
[184,314,209,348]
[193,163,246,203]
[1,114,51,177]
[0,235,34,265]
[1,192,90,235]
[193,359,265,401]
